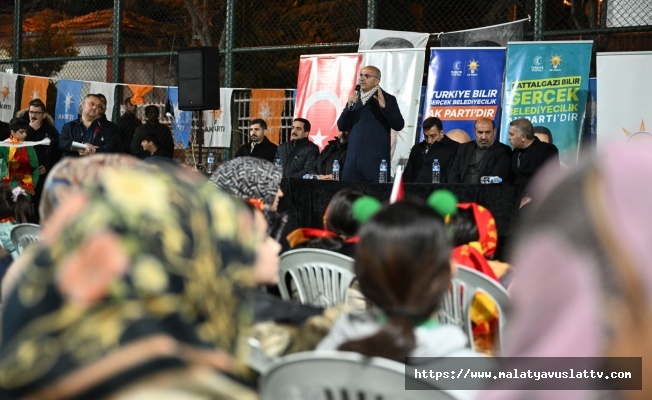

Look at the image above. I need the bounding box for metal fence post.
[367,0,377,29]
[13,0,22,74]
[112,0,123,121]
[534,0,544,41]
[225,0,236,88]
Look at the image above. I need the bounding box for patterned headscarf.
[39,154,148,222]
[209,157,282,207]
[0,163,262,399]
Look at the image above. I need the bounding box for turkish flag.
[295,54,360,150]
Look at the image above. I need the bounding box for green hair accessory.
[427,190,458,218]
[352,196,382,223]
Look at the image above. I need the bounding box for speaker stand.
[195,110,204,172]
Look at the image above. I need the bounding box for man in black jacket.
[234,118,277,162]
[447,118,512,184]
[131,105,174,159]
[117,97,142,154]
[59,93,118,157]
[274,118,319,179]
[508,118,559,189]
[404,117,459,183]
[315,130,348,179]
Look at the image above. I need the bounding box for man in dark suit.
[447,118,512,184]
[234,118,278,162]
[404,117,459,183]
[508,118,559,189]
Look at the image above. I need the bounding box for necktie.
[517,152,524,169]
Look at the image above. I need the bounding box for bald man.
[338,65,404,182]
[447,118,512,184]
[446,129,472,144]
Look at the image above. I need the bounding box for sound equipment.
[178,46,220,111]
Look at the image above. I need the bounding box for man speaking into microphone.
[337,65,404,182]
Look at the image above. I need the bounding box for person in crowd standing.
[117,96,142,154]
[338,65,404,182]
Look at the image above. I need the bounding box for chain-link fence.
[0,0,649,164]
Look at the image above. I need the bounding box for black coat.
[117,112,142,154]
[235,136,278,163]
[59,118,118,157]
[447,140,513,184]
[511,137,560,188]
[132,121,174,159]
[404,135,459,183]
[274,137,320,179]
[315,139,347,176]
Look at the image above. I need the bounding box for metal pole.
[196,111,204,169]
[13,0,22,73]
[224,0,235,87]
[367,0,378,29]
[112,0,123,121]
[534,0,544,41]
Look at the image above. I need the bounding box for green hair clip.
[352,196,382,223]
[427,190,458,218]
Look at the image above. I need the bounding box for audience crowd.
[0,86,646,400]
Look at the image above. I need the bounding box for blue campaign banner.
[499,41,593,164]
[423,48,505,140]
[167,87,193,148]
[54,79,83,132]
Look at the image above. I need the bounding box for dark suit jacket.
[511,137,560,188]
[447,140,512,184]
[338,90,404,182]
[235,136,278,163]
[274,137,320,179]
[404,135,459,183]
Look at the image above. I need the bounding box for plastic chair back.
[10,223,41,255]
[260,351,458,400]
[437,265,510,353]
[278,248,355,307]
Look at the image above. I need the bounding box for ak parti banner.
[499,41,593,164]
[424,48,505,140]
[250,89,285,145]
[21,76,49,109]
[295,54,360,150]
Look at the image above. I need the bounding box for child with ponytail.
[0,185,35,258]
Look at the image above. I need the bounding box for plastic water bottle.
[206,151,215,174]
[432,159,441,183]
[303,174,317,179]
[379,159,388,183]
[480,176,503,184]
[332,159,340,181]
[274,158,282,169]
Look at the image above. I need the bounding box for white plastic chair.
[437,265,510,353]
[278,248,356,307]
[10,223,41,255]
[260,351,458,400]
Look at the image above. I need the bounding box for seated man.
[508,118,560,189]
[131,105,174,159]
[404,117,459,183]
[235,118,278,162]
[447,118,512,184]
[274,118,319,179]
[315,130,348,180]
[141,134,170,158]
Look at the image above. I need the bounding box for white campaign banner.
[203,88,234,147]
[596,51,652,148]
[0,73,17,122]
[359,29,429,51]
[361,49,425,174]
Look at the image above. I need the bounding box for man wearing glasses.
[337,65,404,182]
[21,98,62,210]
[403,117,459,183]
[59,93,119,157]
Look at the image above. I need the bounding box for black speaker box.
[178,47,220,111]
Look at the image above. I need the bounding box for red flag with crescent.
[295,54,360,150]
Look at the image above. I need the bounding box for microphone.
[349,84,360,111]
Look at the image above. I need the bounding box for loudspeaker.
[178,47,220,111]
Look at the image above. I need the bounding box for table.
[278,179,523,257]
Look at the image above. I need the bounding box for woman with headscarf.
[210,157,286,241]
[0,161,277,399]
[485,143,652,399]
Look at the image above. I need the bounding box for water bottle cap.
[382,159,386,162]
